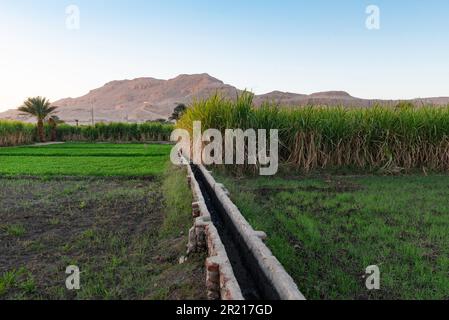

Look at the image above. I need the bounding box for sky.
[1,0,449,111]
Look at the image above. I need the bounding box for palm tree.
[19,97,57,142]
[48,115,64,142]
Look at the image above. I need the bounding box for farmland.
[0,143,172,177]
[0,143,205,300]
[178,94,449,300]
[216,172,449,299]
[2,103,449,300]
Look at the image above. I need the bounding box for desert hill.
[1,73,449,124]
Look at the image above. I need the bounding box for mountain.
[0,74,239,124]
[254,90,449,108]
[1,73,449,124]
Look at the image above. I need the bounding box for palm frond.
[19,97,58,120]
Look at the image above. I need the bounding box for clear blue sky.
[1,0,449,110]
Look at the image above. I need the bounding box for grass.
[0,271,18,296]
[216,172,449,300]
[0,143,206,300]
[0,268,36,297]
[0,156,168,177]
[160,162,194,237]
[1,224,26,237]
[0,143,172,156]
[0,143,171,177]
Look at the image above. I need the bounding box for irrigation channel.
[191,165,281,300]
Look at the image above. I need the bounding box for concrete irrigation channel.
[184,160,306,301]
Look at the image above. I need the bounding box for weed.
[3,224,26,237]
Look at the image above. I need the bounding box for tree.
[48,115,64,142]
[169,103,187,121]
[19,97,58,142]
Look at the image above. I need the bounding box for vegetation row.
[177,93,449,173]
[0,121,174,147]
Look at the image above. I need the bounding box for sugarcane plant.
[177,92,449,173]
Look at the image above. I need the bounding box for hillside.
[1,73,449,124]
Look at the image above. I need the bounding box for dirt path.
[30,142,66,147]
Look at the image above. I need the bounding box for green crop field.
[216,172,449,300]
[0,143,173,177]
[2,137,448,300]
[0,142,206,300]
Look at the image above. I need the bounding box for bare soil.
[0,177,206,300]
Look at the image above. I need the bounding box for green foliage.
[0,120,36,147]
[0,121,174,147]
[178,93,449,172]
[0,270,18,296]
[169,103,187,121]
[18,97,58,142]
[160,164,193,237]
[18,97,56,120]
[2,224,26,237]
[56,122,174,142]
[0,268,35,298]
